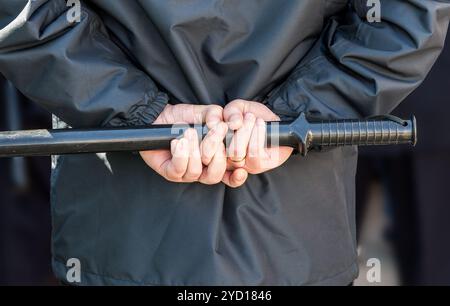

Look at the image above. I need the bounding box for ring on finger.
[230,156,246,163]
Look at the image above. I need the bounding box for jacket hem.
[52,257,359,286]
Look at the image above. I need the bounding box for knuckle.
[166,177,181,183]
[201,158,212,167]
[226,99,243,110]
[201,176,222,185]
[207,168,224,182]
[184,128,196,138]
[170,166,186,178]
[185,174,201,182]
[227,99,239,106]
[245,112,256,121]
[210,178,223,185]
[206,129,220,142]
[165,171,182,181]
[202,162,226,184]
[208,105,223,114]
[185,167,202,180]
[188,128,198,138]
[232,99,246,105]
[202,151,215,166]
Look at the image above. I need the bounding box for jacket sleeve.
[265,0,450,120]
[0,0,168,128]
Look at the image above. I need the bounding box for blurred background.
[0,37,449,286]
[355,36,450,286]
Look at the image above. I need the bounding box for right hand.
[223,100,293,175]
[139,104,248,187]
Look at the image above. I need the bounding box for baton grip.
[308,116,417,148]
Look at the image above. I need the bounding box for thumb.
[222,168,248,188]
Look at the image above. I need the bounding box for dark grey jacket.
[0,0,449,285]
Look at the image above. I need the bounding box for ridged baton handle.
[309,116,417,147]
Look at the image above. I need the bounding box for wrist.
[153,103,173,125]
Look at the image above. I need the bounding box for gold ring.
[231,156,246,163]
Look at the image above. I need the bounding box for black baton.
[0,113,416,157]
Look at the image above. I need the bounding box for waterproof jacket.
[0,0,449,285]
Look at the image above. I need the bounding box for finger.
[247,118,291,173]
[170,104,223,126]
[222,168,249,188]
[199,143,227,185]
[187,104,223,126]
[223,99,247,130]
[228,112,256,166]
[203,105,224,129]
[140,149,169,169]
[163,138,190,181]
[246,102,280,122]
[183,128,203,182]
[248,118,268,160]
[246,118,272,173]
[265,146,294,167]
[224,99,280,126]
[226,158,237,171]
[200,122,228,166]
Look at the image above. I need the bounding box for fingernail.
[229,114,242,125]
[235,170,247,182]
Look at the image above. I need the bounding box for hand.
[140,104,248,187]
[223,99,294,175]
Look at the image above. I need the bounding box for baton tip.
[411,115,417,147]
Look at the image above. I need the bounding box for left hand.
[223,99,294,175]
[140,104,248,186]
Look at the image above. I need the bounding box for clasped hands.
[140,100,293,188]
